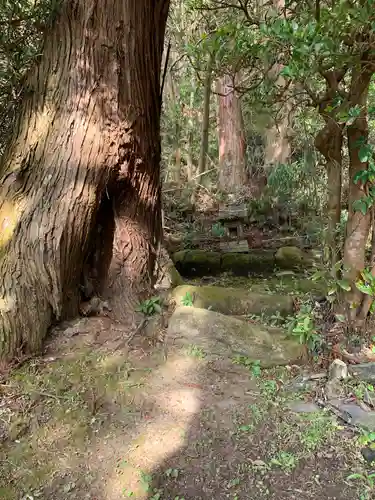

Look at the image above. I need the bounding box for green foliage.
[355,270,375,313]
[347,471,375,498]
[186,344,205,358]
[351,138,375,215]
[287,304,321,353]
[181,291,194,306]
[211,222,225,237]
[232,356,261,378]
[165,467,180,479]
[270,451,298,472]
[136,297,162,316]
[266,158,325,219]
[312,260,349,308]
[358,430,375,448]
[0,0,58,152]
[139,470,153,492]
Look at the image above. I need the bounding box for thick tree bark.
[0,0,169,360]
[217,74,248,193]
[343,65,374,322]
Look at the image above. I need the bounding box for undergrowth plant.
[311,260,350,307]
[181,291,194,306]
[136,297,162,316]
[287,303,322,354]
[358,429,375,449]
[211,222,225,237]
[347,471,375,500]
[355,269,375,313]
[232,356,261,378]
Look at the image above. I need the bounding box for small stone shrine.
[218,199,249,253]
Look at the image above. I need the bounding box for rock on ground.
[349,362,375,383]
[328,399,375,431]
[167,306,304,368]
[328,359,348,381]
[275,246,314,270]
[170,284,294,316]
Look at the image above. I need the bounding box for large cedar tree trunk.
[264,66,292,170]
[264,2,292,169]
[0,0,169,360]
[264,114,291,168]
[217,74,248,192]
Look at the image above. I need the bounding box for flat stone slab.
[282,374,314,393]
[218,203,248,221]
[219,240,249,253]
[349,363,375,384]
[287,401,321,413]
[170,284,294,316]
[329,399,375,431]
[167,306,304,368]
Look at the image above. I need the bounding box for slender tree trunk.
[166,67,181,184]
[217,74,247,193]
[343,65,374,322]
[0,0,170,360]
[315,120,343,272]
[357,207,375,324]
[197,52,214,183]
[186,77,197,205]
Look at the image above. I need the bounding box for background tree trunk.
[165,67,182,184]
[315,120,343,272]
[217,74,247,193]
[0,0,169,360]
[263,1,292,169]
[197,51,214,184]
[264,102,291,168]
[314,69,347,273]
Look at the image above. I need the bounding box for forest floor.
[0,273,372,500]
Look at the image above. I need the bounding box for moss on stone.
[221,251,275,276]
[249,275,327,297]
[168,264,184,287]
[168,306,304,367]
[172,247,317,280]
[275,246,314,270]
[170,284,294,316]
[172,250,222,277]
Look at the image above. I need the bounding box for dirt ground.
[0,312,371,500]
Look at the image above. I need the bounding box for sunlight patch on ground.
[101,352,203,499]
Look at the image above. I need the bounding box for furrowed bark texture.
[101,2,169,320]
[217,75,247,193]
[0,0,169,359]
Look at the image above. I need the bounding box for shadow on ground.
[0,315,370,500]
